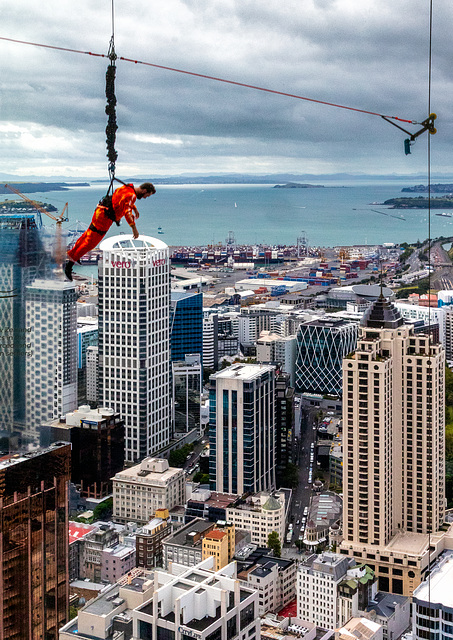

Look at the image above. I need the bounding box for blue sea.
[15,179,451,249]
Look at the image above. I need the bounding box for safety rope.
[105,35,118,193]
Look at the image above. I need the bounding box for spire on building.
[361,294,404,329]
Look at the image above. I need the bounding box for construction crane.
[4,184,68,268]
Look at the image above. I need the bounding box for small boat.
[158,227,164,234]
[234,202,237,208]
[436,212,453,218]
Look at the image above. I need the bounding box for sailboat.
[158,226,164,234]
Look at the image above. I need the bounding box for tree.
[280,462,299,488]
[169,443,194,468]
[267,531,281,558]
[193,472,210,484]
[93,497,113,521]
[203,367,214,385]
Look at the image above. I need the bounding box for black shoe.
[64,260,74,281]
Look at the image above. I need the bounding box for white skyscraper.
[99,235,170,462]
[25,278,77,441]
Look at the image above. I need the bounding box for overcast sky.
[1,0,452,178]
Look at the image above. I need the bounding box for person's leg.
[65,227,105,280]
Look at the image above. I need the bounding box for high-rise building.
[275,373,295,488]
[170,289,203,363]
[98,235,170,462]
[256,331,297,386]
[172,353,202,435]
[41,406,125,499]
[0,207,47,435]
[25,278,78,442]
[209,364,276,494]
[77,318,98,404]
[295,317,358,396]
[0,442,71,639]
[86,345,99,404]
[203,312,219,369]
[340,295,445,596]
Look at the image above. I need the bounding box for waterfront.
[4,180,452,248]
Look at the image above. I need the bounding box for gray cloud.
[0,0,452,177]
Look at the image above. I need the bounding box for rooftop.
[100,234,168,253]
[113,457,182,484]
[164,518,214,547]
[413,550,453,608]
[0,442,69,471]
[366,591,409,618]
[205,530,227,541]
[69,522,99,544]
[213,363,275,381]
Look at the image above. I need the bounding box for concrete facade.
[113,457,185,525]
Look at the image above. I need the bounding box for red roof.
[69,522,98,544]
[205,530,227,541]
[278,598,297,618]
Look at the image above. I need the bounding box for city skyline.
[2,0,453,178]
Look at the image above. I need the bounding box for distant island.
[273,182,324,189]
[402,184,453,193]
[0,200,57,212]
[383,196,453,209]
[0,182,89,194]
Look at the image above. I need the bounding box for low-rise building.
[201,523,235,571]
[101,544,136,584]
[239,556,296,615]
[304,491,342,549]
[81,524,119,583]
[297,552,355,630]
[336,617,383,640]
[185,488,239,522]
[226,492,286,547]
[135,509,172,570]
[60,557,260,640]
[337,564,377,627]
[163,518,216,569]
[366,592,410,640]
[69,522,99,581]
[113,457,185,524]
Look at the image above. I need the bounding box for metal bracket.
[382,113,437,154]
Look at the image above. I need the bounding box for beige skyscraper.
[340,295,445,596]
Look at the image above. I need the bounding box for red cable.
[119,55,415,124]
[0,35,416,124]
[0,35,106,58]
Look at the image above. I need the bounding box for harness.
[98,177,130,226]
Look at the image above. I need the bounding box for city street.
[285,404,320,548]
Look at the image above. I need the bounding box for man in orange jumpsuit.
[64,181,155,280]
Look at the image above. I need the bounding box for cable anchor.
[382,113,437,155]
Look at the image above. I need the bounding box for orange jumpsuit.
[68,184,138,263]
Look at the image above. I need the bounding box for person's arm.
[130,223,139,239]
